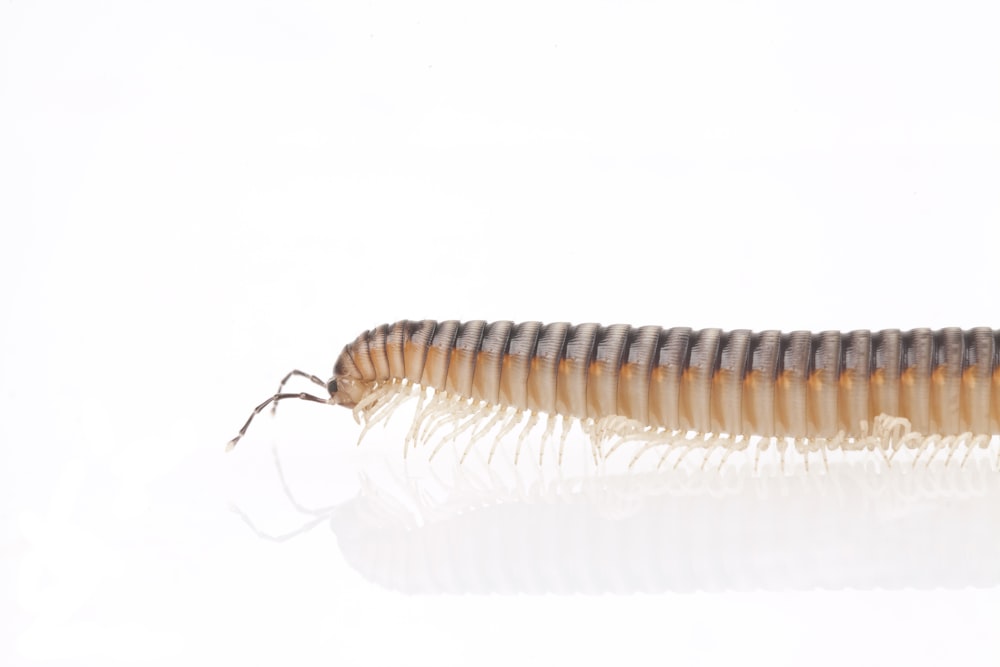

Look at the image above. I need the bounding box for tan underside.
[351,381,998,471]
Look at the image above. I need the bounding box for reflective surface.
[240,437,1000,593]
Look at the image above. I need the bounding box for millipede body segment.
[227,321,1000,464]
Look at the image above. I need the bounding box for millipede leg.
[699,444,713,472]
[699,436,721,471]
[717,435,746,473]
[427,421,461,462]
[226,392,329,451]
[449,403,489,442]
[452,418,484,464]
[356,383,412,445]
[670,443,694,470]
[604,435,628,460]
[486,415,510,465]
[960,435,990,468]
[488,409,522,465]
[470,405,505,442]
[557,416,573,467]
[923,437,942,467]
[270,370,327,415]
[938,435,957,467]
[538,414,556,466]
[353,382,394,425]
[961,440,976,468]
[408,392,449,446]
[942,433,969,467]
[421,396,470,446]
[585,419,603,467]
[912,435,938,469]
[753,438,769,476]
[877,441,892,468]
[629,438,662,470]
[403,389,428,457]
[886,446,898,464]
[657,443,677,470]
[514,412,538,466]
[717,445,734,473]
[459,406,502,464]
[778,439,790,475]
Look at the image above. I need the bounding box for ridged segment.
[870,329,901,419]
[930,328,963,436]
[403,320,436,384]
[499,321,541,410]
[711,330,750,436]
[775,331,810,438]
[680,329,721,434]
[368,324,390,379]
[808,331,841,439]
[446,320,485,398]
[839,330,870,435]
[422,320,460,391]
[994,331,1000,434]
[333,343,361,379]
[350,330,377,382]
[900,329,933,434]
[649,327,690,430]
[472,321,513,405]
[587,324,630,420]
[556,324,599,419]
[385,321,408,381]
[962,328,994,434]
[742,331,779,437]
[527,323,569,415]
[617,325,661,424]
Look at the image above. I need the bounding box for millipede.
[226,321,1000,471]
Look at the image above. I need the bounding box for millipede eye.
[327,379,338,395]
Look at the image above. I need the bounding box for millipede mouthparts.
[227,321,1000,471]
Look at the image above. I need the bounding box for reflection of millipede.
[227,321,1000,470]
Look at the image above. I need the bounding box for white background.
[2,1,1000,665]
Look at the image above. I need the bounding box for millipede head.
[327,343,376,410]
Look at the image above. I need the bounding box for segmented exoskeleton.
[227,321,1000,469]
